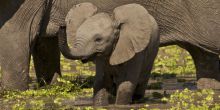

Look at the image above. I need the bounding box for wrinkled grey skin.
[59,3,159,105]
[0,0,79,90]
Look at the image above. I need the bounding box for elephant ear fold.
[110,4,158,65]
[65,3,98,45]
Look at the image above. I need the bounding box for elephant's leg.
[218,58,220,77]
[133,83,146,101]
[93,72,113,106]
[133,47,157,101]
[1,44,31,91]
[115,57,143,105]
[93,87,109,106]
[186,46,220,89]
[116,81,136,105]
[93,60,115,106]
[133,71,151,101]
[32,37,61,87]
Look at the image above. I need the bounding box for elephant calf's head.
[74,13,116,58]
[59,3,158,65]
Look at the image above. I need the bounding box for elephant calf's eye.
[95,37,103,43]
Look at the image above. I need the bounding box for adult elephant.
[59,0,220,90]
[0,0,80,90]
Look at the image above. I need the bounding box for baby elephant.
[59,3,159,105]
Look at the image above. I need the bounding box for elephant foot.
[197,78,220,89]
[132,94,144,102]
[50,72,61,85]
[184,45,220,89]
[93,88,109,106]
[116,81,134,105]
[1,72,30,91]
[132,82,146,102]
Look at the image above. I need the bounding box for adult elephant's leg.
[0,0,50,90]
[32,37,61,87]
[1,39,31,91]
[186,45,220,89]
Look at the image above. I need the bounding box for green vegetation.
[0,45,218,110]
[153,46,195,75]
[1,79,94,109]
[163,89,220,110]
[1,77,83,109]
[138,89,220,110]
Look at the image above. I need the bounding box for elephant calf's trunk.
[58,26,81,60]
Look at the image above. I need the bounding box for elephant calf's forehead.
[80,13,113,32]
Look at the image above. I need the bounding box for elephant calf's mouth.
[81,53,98,63]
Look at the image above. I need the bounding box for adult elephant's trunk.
[58,26,81,60]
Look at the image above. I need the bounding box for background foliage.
[153,46,195,75]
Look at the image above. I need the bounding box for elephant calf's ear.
[110,4,158,65]
[65,3,98,44]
